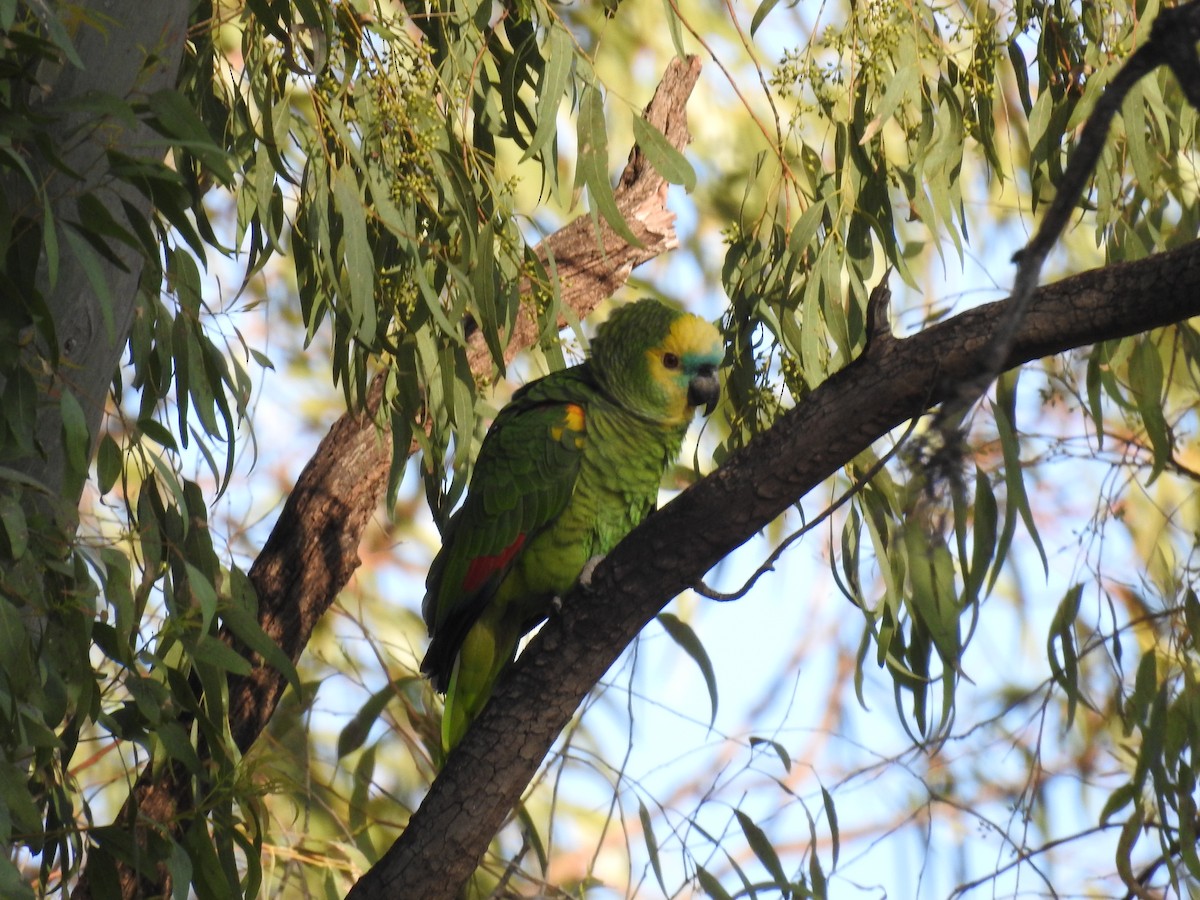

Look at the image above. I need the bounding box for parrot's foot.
[578,554,605,591]
[550,556,607,615]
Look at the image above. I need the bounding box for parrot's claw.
[550,594,564,615]
[578,554,605,592]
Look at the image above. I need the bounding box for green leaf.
[993,373,1047,575]
[41,192,58,293]
[349,743,377,841]
[332,165,377,345]
[62,226,116,344]
[524,24,573,162]
[147,89,233,183]
[1100,781,1137,824]
[337,683,397,758]
[0,492,27,559]
[1129,338,1170,483]
[695,865,733,900]
[1007,40,1032,113]
[735,809,788,887]
[166,838,194,900]
[821,785,840,870]
[903,525,961,667]
[749,735,792,772]
[37,3,83,67]
[0,856,35,900]
[632,114,696,190]
[1115,800,1145,889]
[192,635,253,676]
[156,721,202,774]
[137,417,179,453]
[788,197,827,256]
[639,801,667,894]
[180,563,216,633]
[1128,648,1159,733]
[859,63,919,144]
[59,389,91,497]
[657,612,718,726]
[222,566,301,696]
[576,84,639,245]
[750,0,783,36]
[101,548,134,657]
[810,845,826,896]
[1121,83,1154,201]
[470,220,504,369]
[1046,583,1084,728]
[1185,588,1200,649]
[965,469,997,601]
[96,433,121,495]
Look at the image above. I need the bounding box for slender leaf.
[524,25,573,162]
[632,114,696,190]
[576,84,639,245]
[735,809,789,887]
[639,801,667,894]
[658,612,718,726]
[332,164,377,345]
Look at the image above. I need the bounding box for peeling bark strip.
[351,239,1200,900]
[76,56,702,900]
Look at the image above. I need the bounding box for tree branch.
[76,54,703,900]
[350,237,1200,899]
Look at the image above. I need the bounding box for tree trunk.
[1,0,191,499]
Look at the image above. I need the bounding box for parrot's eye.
[662,352,680,369]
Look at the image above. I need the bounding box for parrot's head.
[590,298,724,426]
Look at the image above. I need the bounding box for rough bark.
[74,55,702,900]
[348,238,1200,899]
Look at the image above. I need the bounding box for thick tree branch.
[77,55,702,900]
[351,237,1200,899]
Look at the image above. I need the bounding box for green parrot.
[420,298,724,750]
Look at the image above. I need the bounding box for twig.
[695,415,920,603]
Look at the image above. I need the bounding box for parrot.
[420,297,724,751]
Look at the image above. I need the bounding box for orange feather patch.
[551,403,586,443]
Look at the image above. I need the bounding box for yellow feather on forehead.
[645,314,722,377]
[658,314,722,358]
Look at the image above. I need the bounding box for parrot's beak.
[687,366,721,416]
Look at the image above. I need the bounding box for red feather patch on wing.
[462,533,526,593]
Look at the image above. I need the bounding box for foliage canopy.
[1,0,1200,897]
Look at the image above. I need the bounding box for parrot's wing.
[420,372,590,688]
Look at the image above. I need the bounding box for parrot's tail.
[440,624,518,752]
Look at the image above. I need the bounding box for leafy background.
[2,0,1200,896]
